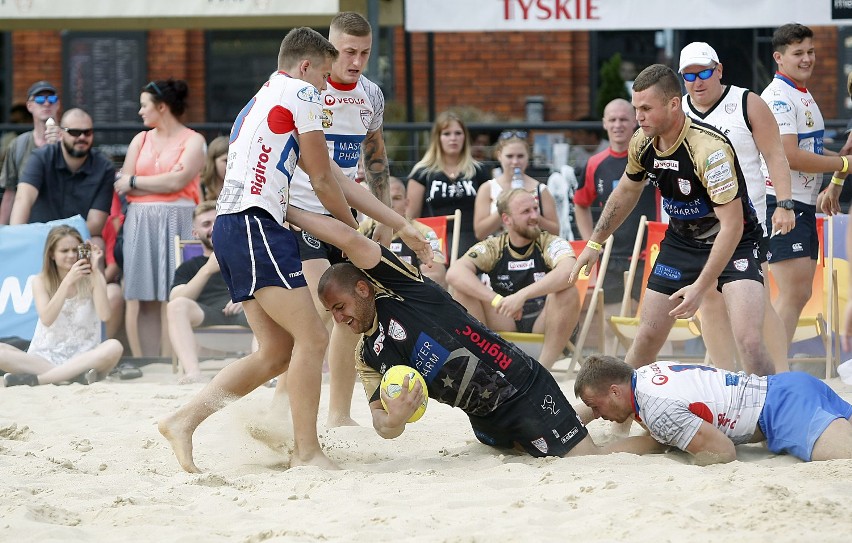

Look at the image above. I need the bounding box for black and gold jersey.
[626,117,759,242]
[355,246,537,417]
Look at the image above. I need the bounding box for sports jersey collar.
[277,71,292,78]
[608,147,628,159]
[328,78,358,91]
[774,72,808,93]
[630,371,642,422]
[686,84,731,119]
[654,116,690,157]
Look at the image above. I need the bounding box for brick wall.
[11,31,63,103]
[394,29,591,122]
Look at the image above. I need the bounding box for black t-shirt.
[171,256,232,310]
[355,246,537,417]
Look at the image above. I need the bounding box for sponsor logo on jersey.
[650,363,668,385]
[322,108,333,129]
[508,259,535,271]
[324,94,335,106]
[792,243,803,252]
[709,180,735,198]
[390,242,403,253]
[301,230,321,249]
[733,258,748,272]
[411,332,450,381]
[534,272,546,282]
[288,270,303,278]
[769,100,792,114]
[706,162,733,186]
[296,86,320,103]
[531,437,549,454]
[497,274,510,281]
[250,144,273,195]
[706,150,726,167]
[360,109,372,130]
[373,322,385,355]
[467,251,478,259]
[678,178,692,195]
[547,239,571,261]
[725,102,737,114]
[388,319,407,341]
[541,395,560,415]
[653,159,679,170]
[334,97,366,105]
[652,263,682,281]
[805,110,814,128]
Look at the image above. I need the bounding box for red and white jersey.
[288,75,385,214]
[632,362,768,451]
[217,71,325,224]
[760,73,825,206]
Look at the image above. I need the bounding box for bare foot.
[290,449,340,470]
[158,414,201,473]
[326,414,359,428]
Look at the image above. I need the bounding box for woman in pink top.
[114,78,205,357]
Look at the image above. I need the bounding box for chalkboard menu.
[62,32,146,128]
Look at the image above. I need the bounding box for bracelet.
[129,175,137,189]
[586,240,603,252]
[490,294,503,308]
[841,156,849,174]
[831,176,846,186]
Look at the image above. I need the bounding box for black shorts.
[467,366,588,457]
[646,229,763,296]
[199,302,250,327]
[765,197,819,263]
[515,296,545,333]
[293,226,346,264]
[758,234,769,265]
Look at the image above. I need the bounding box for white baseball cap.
[678,42,719,72]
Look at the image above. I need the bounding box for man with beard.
[167,201,250,383]
[446,188,580,370]
[9,108,113,246]
[284,205,655,458]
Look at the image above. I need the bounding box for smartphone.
[77,243,91,263]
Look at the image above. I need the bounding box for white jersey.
[684,85,767,233]
[760,74,824,205]
[217,71,324,225]
[288,75,385,214]
[632,362,768,451]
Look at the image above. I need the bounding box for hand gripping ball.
[380,365,429,422]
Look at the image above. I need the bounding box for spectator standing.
[113,78,205,358]
[0,81,61,224]
[200,135,228,201]
[406,111,491,256]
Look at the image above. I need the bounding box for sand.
[2,361,851,543]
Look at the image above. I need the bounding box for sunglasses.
[499,130,528,141]
[682,66,716,83]
[31,95,59,105]
[61,127,94,138]
[145,81,164,96]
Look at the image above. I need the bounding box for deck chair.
[170,236,254,373]
[417,208,462,265]
[769,216,839,379]
[497,236,612,373]
[608,218,703,357]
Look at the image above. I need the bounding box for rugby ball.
[380,365,429,422]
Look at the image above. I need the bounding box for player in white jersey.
[679,42,793,374]
[158,28,431,473]
[761,24,852,347]
[270,13,398,428]
[576,355,852,464]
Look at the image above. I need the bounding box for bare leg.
[623,289,677,369]
[698,288,737,370]
[0,343,56,375]
[326,321,359,427]
[535,286,579,369]
[35,340,123,383]
[125,299,143,357]
[105,283,125,340]
[809,416,852,461]
[167,298,205,383]
[723,279,775,376]
[769,257,817,345]
[760,262,789,373]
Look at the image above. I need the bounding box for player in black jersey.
[286,206,658,458]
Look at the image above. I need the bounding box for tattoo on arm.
[363,130,390,206]
[593,201,620,237]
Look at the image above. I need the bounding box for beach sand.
[2,360,850,543]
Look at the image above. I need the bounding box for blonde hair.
[411,111,479,179]
[201,136,228,201]
[41,225,91,299]
[493,136,530,161]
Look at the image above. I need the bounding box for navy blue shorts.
[467,366,588,457]
[758,372,852,461]
[765,197,819,263]
[212,208,308,303]
[646,230,763,296]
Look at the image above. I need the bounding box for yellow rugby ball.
[380,365,429,423]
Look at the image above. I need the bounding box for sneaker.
[4,373,39,387]
[83,369,99,385]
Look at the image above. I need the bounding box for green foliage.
[595,53,630,118]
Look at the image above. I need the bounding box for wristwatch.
[776,199,795,210]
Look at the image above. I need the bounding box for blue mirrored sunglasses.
[32,95,59,105]
[682,66,716,83]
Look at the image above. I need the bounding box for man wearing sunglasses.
[9,108,114,247]
[0,81,61,224]
[680,41,794,374]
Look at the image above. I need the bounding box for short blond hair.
[278,27,339,70]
